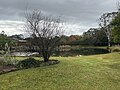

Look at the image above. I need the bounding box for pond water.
[11,52,39,56]
[55,48,109,56]
[11,48,109,57]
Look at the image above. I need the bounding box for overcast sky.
[0,0,118,36]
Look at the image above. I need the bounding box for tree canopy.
[111,12,120,43]
[0,32,16,49]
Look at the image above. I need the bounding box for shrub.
[112,48,120,52]
[16,58,40,69]
[0,60,6,66]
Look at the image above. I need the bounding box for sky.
[0,0,118,36]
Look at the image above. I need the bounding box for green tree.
[0,31,16,50]
[80,28,108,46]
[98,12,117,47]
[60,35,69,45]
[111,12,120,43]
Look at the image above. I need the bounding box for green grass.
[0,53,120,90]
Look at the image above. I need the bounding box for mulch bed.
[0,65,18,75]
[0,60,60,75]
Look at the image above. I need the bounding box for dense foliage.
[16,57,60,69]
[16,58,40,69]
[0,33,16,50]
[111,12,120,43]
[60,28,108,46]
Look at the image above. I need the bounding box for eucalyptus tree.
[98,12,118,47]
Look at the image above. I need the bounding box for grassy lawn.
[0,53,120,90]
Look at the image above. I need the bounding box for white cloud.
[0,0,118,36]
[0,20,96,36]
[0,20,25,36]
[64,22,98,36]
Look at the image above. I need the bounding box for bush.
[112,48,120,52]
[16,58,40,69]
[0,60,6,66]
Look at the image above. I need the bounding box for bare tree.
[25,10,64,62]
[98,12,118,48]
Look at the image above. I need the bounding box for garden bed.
[0,58,60,75]
[17,58,60,69]
[0,64,17,75]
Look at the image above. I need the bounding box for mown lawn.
[0,53,120,90]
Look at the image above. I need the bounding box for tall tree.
[81,28,108,46]
[111,12,120,43]
[98,12,118,47]
[25,10,64,62]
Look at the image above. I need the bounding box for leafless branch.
[25,10,64,62]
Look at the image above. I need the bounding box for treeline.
[60,28,108,46]
[1,5,120,48]
[60,5,120,46]
[0,25,119,49]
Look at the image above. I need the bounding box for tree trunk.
[107,34,111,47]
[107,35,111,53]
[44,57,49,62]
[42,50,50,62]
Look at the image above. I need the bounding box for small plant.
[0,59,6,66]
[16,58,41,69]
[4,43,12,65]
[112,48,120,52]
